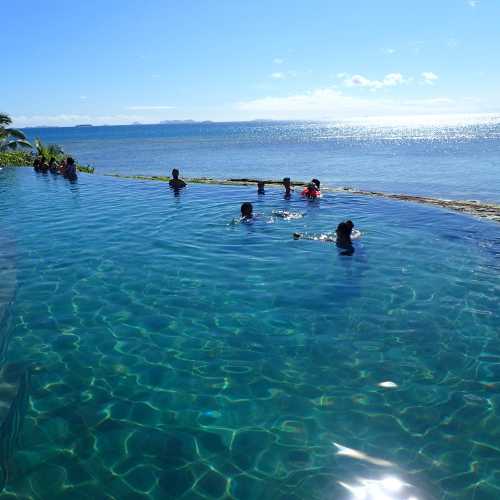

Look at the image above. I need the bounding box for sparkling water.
[23,120,500,202]
[0,168,499,499]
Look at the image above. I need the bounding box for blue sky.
[3,0,499,126]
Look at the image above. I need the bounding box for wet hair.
[312,178,320,189]
[336,222,348,236]
[283,177,291,184]
[66,157,75,165]
[241,202,253,217]
[171,168,179,178]
[345,220,354,231]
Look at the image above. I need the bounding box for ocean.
[22,119,500,202]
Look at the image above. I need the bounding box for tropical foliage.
[0,113,32,151]
[0,113,95,173]
[33,137,64,162]
[0,151,33,167]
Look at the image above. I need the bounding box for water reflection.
[334,443,423,500]
[339,475,419,500]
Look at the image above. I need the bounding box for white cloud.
[270,72,285,79]
[341,73,407,91]
[125,105,175,110]
[421,72,439,84]
[468,0,479,6]
[79,95,87,100]
[234,86,487,121]
[382,48,396,55]
[273,58,284,64]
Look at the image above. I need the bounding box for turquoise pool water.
[0,168,499,499]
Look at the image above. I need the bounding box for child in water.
[301,182,320,199]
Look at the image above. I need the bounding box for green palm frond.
[0,113,12,126]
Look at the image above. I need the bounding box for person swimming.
[169,168,187,189]
[240,202,253,220]
[301,182,320,199]
[272,209,303,220]
[293,220,359,255]
[257,181,265,194]
[283,177,293,198]
[312,178,320,190]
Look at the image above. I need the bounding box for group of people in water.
[170,168,358,256]
[33,156,77,180]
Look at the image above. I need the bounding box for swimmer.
[312,178,320,190]
[273,209,303,220]
[241,202,253,220]
[283,177,293,198]
[64,157,77,180]
[301,182,320,199]
[48,157,58,174]
[169,168,187,189]
[257,181,265,194]
[293,220,360,255]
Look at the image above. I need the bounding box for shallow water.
[23,120,500,202]
[1,168,500,499]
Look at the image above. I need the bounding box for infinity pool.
[1,168,499,499]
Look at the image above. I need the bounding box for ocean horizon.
[22,118,500,204]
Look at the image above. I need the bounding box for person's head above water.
[171,168,180,179]
[66,157,75,166]
[312,178,320,190]
[257,181,265,194]
[241,202,253,218]
[336,220,354,246]
[283,177,291,188]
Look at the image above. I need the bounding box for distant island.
[75,124,93,127]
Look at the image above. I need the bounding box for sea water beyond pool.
[23,119,500,203]
[0,168,499,498]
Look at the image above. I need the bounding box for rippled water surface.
[1,168,500,499]
[23,120,500,202]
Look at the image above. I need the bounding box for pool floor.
[0,168,499,499]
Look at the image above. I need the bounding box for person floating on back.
[301,182,320,199]
[240,202,253,220]
[169,168,187,189]
[283,177,293,198]
[293,219,359,255]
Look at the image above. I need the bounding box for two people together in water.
[256,177,320,199]
[240,201,358,255]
